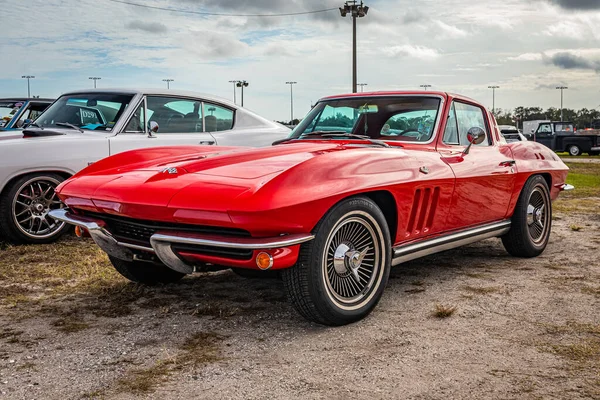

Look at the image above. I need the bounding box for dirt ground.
[0,208,598,400]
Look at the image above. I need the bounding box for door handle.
[199,141,215,145]
[499,160,516,167]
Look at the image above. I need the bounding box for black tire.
[109,256,186,285]
[281,196,391,326]
[568,145,581,156]
[231,268,280,279]
[502,175,552,258]
[0,173,70,244]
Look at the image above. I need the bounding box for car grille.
[81,211,251,256]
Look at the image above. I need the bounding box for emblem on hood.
[162,167,178,175]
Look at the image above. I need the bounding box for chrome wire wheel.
[526,186,550,245]
[12,176,65,239]
[321,211,385,311]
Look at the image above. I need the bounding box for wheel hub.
[333,242,369,283]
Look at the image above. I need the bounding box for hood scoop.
[22,129,65,138]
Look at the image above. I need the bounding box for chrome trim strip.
[391,220,511,266]
[560,184,575,191]
[48,209,139,262]
[591,147,600,151]
[149,231,315,250]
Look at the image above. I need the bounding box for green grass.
[554,162,600,213]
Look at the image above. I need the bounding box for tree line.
[493,107,600,129]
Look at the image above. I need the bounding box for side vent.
[406,187,440,237]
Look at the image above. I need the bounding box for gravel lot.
[0,211,599,399]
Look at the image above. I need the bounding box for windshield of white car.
[0,105,21,127]
[34,93,134,131]
[289,96,441,143]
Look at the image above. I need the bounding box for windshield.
[0,103,23,128]
[35,93,134,131]
[290,96,441,142]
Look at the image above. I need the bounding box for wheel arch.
[1,169,73,197]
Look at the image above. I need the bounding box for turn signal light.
[74,226,90,238]
[256,252,274,270]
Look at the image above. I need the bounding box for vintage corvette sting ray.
[50,91,572,326]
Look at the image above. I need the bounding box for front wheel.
[0,173,70,244]
[502,175,552,257]
[568,145,581,156]
[282,197,391,326]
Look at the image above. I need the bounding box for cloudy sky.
[2,0,600,120]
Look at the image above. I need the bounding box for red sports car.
[50,91,572,326]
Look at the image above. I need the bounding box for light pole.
[358,83,368,92]
[339,1,369,93]
[488,85,500,115]
[228,80,238,104]
[420,84,432,91]
[89,77,101,88]
[556,86,568,122]
[162,78,174,89]
[286,81,297,124]
[21,76,35,98]
[236,80,249,107]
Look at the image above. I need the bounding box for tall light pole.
[556,86,568,122]
[163,78,174,89]
[358,83,368,92]
[286,81,297,124]
[488,85,500,115]
[236,80,249,107]
[89,77,101,88]
[339,1,369,93]
[228,80,238,104]
[420,84,432,91]
[21,76,35,98]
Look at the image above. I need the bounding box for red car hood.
[57,142,349,214]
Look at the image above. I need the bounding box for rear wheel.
[0,173,69,244]
[568,145,581,156]
[502,175,552,257]
[109,256,186,285]
[281,197,391,326]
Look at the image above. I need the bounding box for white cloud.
[381,45,440,60]
[434,20,468,39]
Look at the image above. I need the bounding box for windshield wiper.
[55,122,84,133]
[26,122,44,130]
[318,132,391,148]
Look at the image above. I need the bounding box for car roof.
[61,88,237,108]
[0,98,54,103]
[319,90,479,104]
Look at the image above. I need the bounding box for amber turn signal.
[256,252,273,270]
[74,226,90,238]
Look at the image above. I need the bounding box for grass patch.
[52,315,90,333]
[570,224,584,232]
[462,285,503,295]
[561,162,600,199]
[549,339,600,362]
[433,304,457,318]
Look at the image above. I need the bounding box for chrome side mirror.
[148,121,159,137]
[463,127,486,156]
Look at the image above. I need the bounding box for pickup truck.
[531,121,600,156]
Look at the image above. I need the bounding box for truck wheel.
[568,145,581,156]
[281,197,391,326]
[0,173,70,244]
[502,175,552,258]
[109,256,186,285]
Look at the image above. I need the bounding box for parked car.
[50,91,571,326]
[531,121,600,156]
[498,125,528,143]
[0,98,54,130]
[0,89,289,244]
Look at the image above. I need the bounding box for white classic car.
[0,88,290,244]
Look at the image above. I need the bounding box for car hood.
[57,141,416,218]
[0,127,109,142]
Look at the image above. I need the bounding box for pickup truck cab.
[533,121,600,156]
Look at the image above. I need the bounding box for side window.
[454,102,490,146]
[204,103,234,132]
[442,102,459,144]
[537,123,552,135]
[146,96,203,134]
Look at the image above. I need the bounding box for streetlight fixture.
[163,78,174,89]
[556,86,568,122]
[228,80,239,104]
[488,85,500,115]
[420,84,432,91]
[89,77,101,89]
[21,76,35,98]
[339,1,369,93]
[357,83,368,92]
[236,80,249,107]
[286,81,297,124]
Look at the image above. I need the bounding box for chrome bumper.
[559,184,575,191]
[48,209,314,274]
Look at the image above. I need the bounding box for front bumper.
[49,209,314,274]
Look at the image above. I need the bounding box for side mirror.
[148,121,159,137]
[463,127,486,156]
[22,118,33,128]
